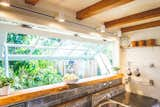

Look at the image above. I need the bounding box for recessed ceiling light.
[0,0,10,7]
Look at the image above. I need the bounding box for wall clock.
[120,36,130,48]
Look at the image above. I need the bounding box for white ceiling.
[82,0,160,25]
[40,0,101,11]
[10,0,160,30]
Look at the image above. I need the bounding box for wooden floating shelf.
[122,45,160,49]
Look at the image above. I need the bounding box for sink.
[99,103,126,107]
[97,100,130,107]
[95,92,159,107]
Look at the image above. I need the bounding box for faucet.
[106,93,112,99]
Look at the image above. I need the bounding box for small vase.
[138,40,146,47]
[131,41,137,47]
[146,39,155,46]
[0,85,10,96]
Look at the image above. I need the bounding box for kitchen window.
[0,32,118,90]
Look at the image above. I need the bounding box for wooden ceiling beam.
[76,0,133,20]
[25,0,39,5]
[104,7,160,28]
[121,20,160,33]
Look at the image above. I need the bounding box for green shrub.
[0,76,14,88]
[9,60,62,90]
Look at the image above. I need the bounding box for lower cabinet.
[55,85,124,107]
[54,96,91,107]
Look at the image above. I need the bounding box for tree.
[7,33,63,90]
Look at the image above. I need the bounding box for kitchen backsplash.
[121,26,160,101]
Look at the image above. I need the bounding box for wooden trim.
[76,0,133,20]
[104,7,160,28]
[25,0,39,5]
[121,20,160,33]
[0,74,123,106]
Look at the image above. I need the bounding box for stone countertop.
[0,74,123,106]
[112,92,159,107]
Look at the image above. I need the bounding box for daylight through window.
[0,33,117,90]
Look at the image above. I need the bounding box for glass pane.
[0,45,3,59]
[8,47,31,55]
[9,60,63,89]
[5,32,116,90]
[7,33,38,45]
[0,60,4,76]
[37,37,61,47]
[102,42,114,65]
[53,49,71,57]
[70,50,85,58]
[0,45,4,76]
[32,49,42,55]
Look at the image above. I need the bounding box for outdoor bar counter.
[0,73,124,107]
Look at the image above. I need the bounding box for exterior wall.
[121,26,160,101]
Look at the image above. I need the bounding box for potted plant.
[112,67,120,74]
[63,61,78,84]
[0,76,14,96]
[63,73,78,84]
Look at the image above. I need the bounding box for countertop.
[0,73,123,106]
[112,92,159,107]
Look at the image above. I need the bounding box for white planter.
[0,85,10,96]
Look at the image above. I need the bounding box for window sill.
[0,73,123,106]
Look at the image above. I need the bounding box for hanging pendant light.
[100,25,106,33]
[57,12,65,22]
[0,0,10,7]
[117,30,122,37]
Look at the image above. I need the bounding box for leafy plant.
[5,32,115,90]
[9,60,63,90]
[0,67,4,76]
[0,76,14,88]
[6,33,63,89]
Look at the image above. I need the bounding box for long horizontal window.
[0,32,117,90]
